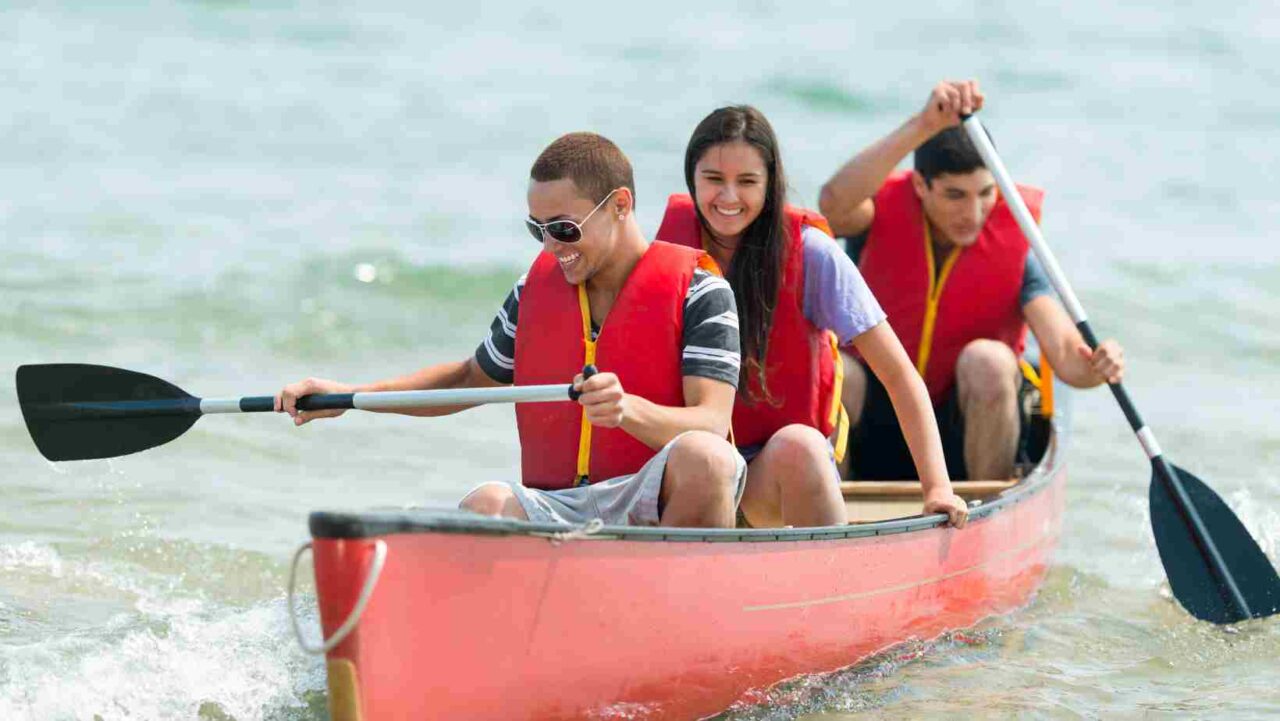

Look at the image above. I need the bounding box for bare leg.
[740,424,846,528]
[836,352,869,480]
[955,339,1020,480]
[459,482,529,520]
[657,431,739,528]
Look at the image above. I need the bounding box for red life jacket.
[655,193,843,449]
[859,170,1043,404]
[514,241,704,490]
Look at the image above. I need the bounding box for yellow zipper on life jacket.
[916,222,962,377]
[575,285,596,487]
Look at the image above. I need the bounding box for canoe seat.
[841,479,1018,523]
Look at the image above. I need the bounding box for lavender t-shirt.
[800,225,886,345]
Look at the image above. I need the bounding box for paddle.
[16,363,582,463]
[961,115,1280,625]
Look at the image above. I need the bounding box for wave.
[0,541,326,721]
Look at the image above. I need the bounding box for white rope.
[536,518,605,544]
[287,539,387,655]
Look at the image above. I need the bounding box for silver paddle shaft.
[961,117,1089,325]
[198,384,574,414]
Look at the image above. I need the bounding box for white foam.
[0,598,326,721]
[0,541,65,578]
[0,542,325,720]
[1228,485,1279,563]
[0,541,170,603]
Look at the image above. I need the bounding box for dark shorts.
[846,362,1031,481]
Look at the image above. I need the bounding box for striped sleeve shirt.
[474,269,741,388]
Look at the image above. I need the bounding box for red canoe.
[305,423,1066,720]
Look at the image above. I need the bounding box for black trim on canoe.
[310,420,1066,543]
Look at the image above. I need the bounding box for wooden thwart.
[842,479,1018,524]
[842,479,1017,498]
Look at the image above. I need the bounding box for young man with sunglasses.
[276,132,747,528]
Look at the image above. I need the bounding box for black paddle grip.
[296,393,357,412]
[239,396,275,412]
[568,365,599,402]
[1075,320,1146,433]
[238,394,355,413]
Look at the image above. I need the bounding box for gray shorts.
[495,432,746,526]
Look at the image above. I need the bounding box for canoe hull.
[311,438,1065,720]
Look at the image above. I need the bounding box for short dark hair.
[913,126,994,184]
[530,132,636,205]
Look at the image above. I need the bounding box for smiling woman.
[656,105,967,530]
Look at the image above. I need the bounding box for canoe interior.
[843,410,1053,523]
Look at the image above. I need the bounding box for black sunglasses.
[525,189,619,244]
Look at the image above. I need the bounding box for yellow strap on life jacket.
[825,331,848,464]
[833,403,850,465]
[826,331,843,428]
[1019,357,1041,388]
[1040,360,1054,417]
[575,285,597,486]
[916,222,962,377]
[1018,357,1055,419]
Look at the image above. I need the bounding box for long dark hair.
[684,105,789,403]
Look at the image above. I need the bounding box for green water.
[2,1,1278,719]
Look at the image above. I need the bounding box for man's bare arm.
[818,80,984,238]
[853,322,967,527]
[276,356,504,424]
[1023,295,1124,388]
[576,372,735,451]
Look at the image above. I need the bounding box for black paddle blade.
[1150,462,1280,624]
[16,364,201,462]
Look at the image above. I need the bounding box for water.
[3,1,1278,718]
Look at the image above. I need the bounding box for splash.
[0,601,327,721]
[1227,484,1280,564]
[0,543,326,721]
[0,542,65,578]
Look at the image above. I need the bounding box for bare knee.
[763,425,834,483]
[460,482,520,518]
[956,340,1018,407]
[661,432,739,512]
[743,425,844,527]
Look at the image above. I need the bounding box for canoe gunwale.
[310,420,1064,543]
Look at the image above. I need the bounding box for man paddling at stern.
[819,80,1126,481]
[277,132,746,528]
